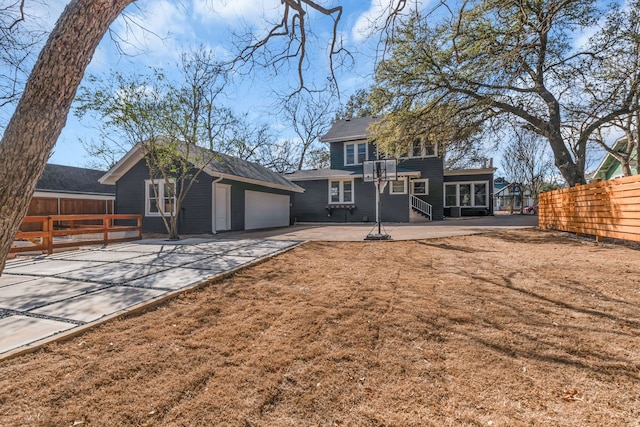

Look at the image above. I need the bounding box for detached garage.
[99,144,303,234]
[245,191,290,230]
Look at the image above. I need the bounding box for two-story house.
[286,117,495,223]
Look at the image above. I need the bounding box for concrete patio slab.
[57,263,169,284]
[1,237,305,359]
[126,267,221,290]
[0,316,74,354]
[0,274,41,288]
[184,255,255,271]
[0,277,104,311]
[3,260,108,276]
[123,252,213,267]
[100,243,188,254]
[49,250,147,263]
[30,286,166,323]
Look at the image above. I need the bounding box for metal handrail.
[411,195,432,220]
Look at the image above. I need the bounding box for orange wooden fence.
[11,214,142,255]
[539,174,640,242]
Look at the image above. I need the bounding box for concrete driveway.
[225,214,538,241]
[0,238,300,359]
[1,215,537,359]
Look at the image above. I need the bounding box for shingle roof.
[100,142,303,192]
[284,169,360,181]
[204,149,303,191]
[285,167,421,181]
[37,164,115,195]
[320,117,380,143]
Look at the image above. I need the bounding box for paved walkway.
[1,215,537,359]
[0,238,300,358]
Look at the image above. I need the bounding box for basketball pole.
[375,177,382,235]
[366,161,390,240]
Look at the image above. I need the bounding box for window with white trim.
[402,138,437,159]
[444,182,489,207]
[411,179,429,195]
[145,179,176,216]
[390,177,407,195]
[329,179,354,203]
[344,142,368,165]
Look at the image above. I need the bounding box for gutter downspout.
[211,176,224,234]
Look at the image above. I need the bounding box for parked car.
[524,205,538,215]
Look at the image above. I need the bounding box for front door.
[214,183,231,231]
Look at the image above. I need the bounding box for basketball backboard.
[363,159,398,182]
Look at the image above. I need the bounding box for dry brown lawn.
[1,228,640,426]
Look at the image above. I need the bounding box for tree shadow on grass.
[434,268,640,381]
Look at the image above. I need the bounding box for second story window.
[345,142,368,165]
[405,138,437,159]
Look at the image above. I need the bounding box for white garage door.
[245,190,290,230]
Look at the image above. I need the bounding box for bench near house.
[286,117,495,223]
[99,144,303,234]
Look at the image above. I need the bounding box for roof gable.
[320,117,379,143]
[591,137,638,180]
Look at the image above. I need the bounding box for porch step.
[409,208,430,223]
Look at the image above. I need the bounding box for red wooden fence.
[11,214,142,255]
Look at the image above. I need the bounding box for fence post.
[103,216,109,246]
[46,216,53,254]
[137,215,142,239]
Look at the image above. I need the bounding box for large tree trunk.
[546,133,587,186]
[0,0,134,274]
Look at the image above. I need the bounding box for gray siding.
[116,159,297,235]
[116,159,213,234]
[291,178,410,223]
[329,141,377,172]
[299,149,447,222]
[398,157,445,221]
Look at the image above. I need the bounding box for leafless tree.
[501,128,555,212]
[0,0,46,111]
[283,91,335,170]
[2,0,408,272]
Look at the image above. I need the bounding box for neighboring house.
[99,144,303,234]
[590,137,638,182]
[286,117,495,222]
[493,178,535,211]
[29,163,115,216]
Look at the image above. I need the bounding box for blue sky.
[7,0,411,168]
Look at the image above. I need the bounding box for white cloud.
[351,0,431,43]
[112,1,192,63]
[193,0,282,27]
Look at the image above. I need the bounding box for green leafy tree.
[371,0,640,187]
